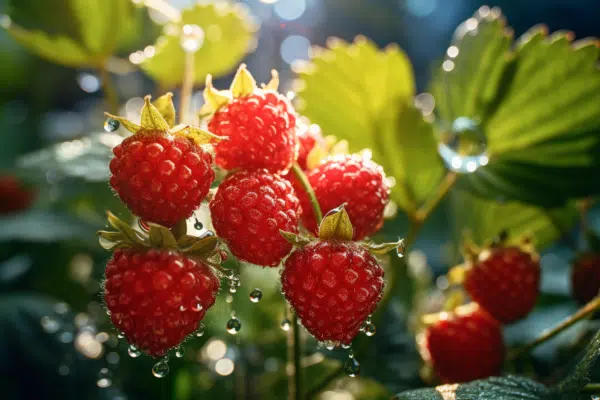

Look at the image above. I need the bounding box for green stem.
[414,171,457,223]
[509,296,600,361]
[581,383,600,393]
[99,64,119,115]
[179,51,195,124]
[291,163,323,222]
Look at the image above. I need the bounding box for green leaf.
[295,36,444,215]
[451,191,579,251]
[318,204,353,241]
[148,223,178,249]
[430,7,600,206]
[4,0,135,68]
[139,2,258,87]
[553,329,600,397]
[394,376,550,400]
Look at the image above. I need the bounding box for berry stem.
[286,312,302,400]
[414,171,457,223]
[509,296,600,361]
[291,162,323,223]
[99,64,119,115]
[581,383,600,394]
[179,50,195,124]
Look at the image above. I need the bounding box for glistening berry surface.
[281,241,385,344]
[464,246,540,324]
[302,155,389,240]
[571,252,600,305]
[208,91,298,173]
[419,305,504,383]
[295,122,324,170]
[109,132,215,227]
[104,248,220,357]
[209,170,301,267]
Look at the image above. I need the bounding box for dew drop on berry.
[175,346,185,358]
[226,316,242,335]
[364,322,376,337]
[438,117,488,173]
[96,368,113,388]
[249,288,263,303]
[195,324,205,337]
[41,316,61,333]
[104,118,120,132]
[194,219,203,230]
[191,302,203,312]
[396,240,406,258]
[128,345,141,358]
[280,319,291,331]
[341,344,351,350]
[152,358,169,378]
[179,305,187,312]
[344,352,360,377]
[117,332,125,339]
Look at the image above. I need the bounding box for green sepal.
[230,64,257,98]
[169,219,187,240]
[148,223,178,249]
[203,75,232,113]
[152,93,176,128]
[171,124,223,146]
[179,235,219,257]
[104,113,141,134]
[318,204,354,241]
[97,231,126,250]
[279,230,313,248]
[263,70,279,91]
[106,211,147,247]
[363,238,404,256]
[140,96,170,131]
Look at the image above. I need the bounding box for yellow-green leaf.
[153,93,176,128]
[140,96,170,131]
[139,2,258,87]
[318,204,353,241]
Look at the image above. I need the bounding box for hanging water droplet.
[195,324,205,337]
[194,219,203,230]
[180,24,205,53]
[249,288,263,303]
[152,358,170,378]
[117,332,125,339]
[229,285,237,294]
[397,239,406,258]
[280,318,291,331]
[325,342,336,351]
[128,345,141,358]
[341,344,351,350]
[104,118,120,132]
[97,368,113,388]
[175,346,185,358]
[344,352,360,377]
[438,117,488,174]
[191,302,203,312]
[41,316,61,333]
[226,316,242,334]
[364,322,376,337]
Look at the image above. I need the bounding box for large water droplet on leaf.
[438,117,488,173]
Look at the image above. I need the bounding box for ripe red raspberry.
[208,91,297,173]
[464,246,540,324]
[104,248,220,357]
[209,170,301,267]
[281,241,385,344]
[109,132,215,227]
[301,155,390,240]
[571,253,600,305]
[0,175,35,215]
[418,304,504,383]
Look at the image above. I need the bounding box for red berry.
[464,246,540,324]
[301,155,390,240]
[0,175,35,215]
[419,304,504,383]
[571,252,600,305]
[109,132,215,227]
[209,170,301,267]
[208,91,298,173]
[295,122,324,170]
[281,241,385,344]
[104,248,220,357]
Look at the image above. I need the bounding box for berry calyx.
[460,237,540,324]
[418,303,504,383]
[301,154,390,240]
[209,169,301,267]
[571,252,600,305]
[107,94,220,227]
[202,65,298,173]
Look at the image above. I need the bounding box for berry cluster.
[99,65,399,361]
[419,235,541,383]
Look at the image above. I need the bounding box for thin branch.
[178,51,195,124]
[99,64,119,115]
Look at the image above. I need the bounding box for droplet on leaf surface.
[104,118,120,132]
[438,117,488,173]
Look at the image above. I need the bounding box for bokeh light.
[274,0,306,21]
[280,35,311,64]
[215,358,235,376]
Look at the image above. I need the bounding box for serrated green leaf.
[148,223,178,249]
[153,93,176,128]
[318,204,353,241]
[139,2,258,87]
[451,191,579,251]
[430,8,600,206]
[394,376,550,400]
[295,37,444,215]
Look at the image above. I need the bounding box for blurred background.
[1,0,599,399]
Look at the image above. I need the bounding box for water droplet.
[180,24,205,53]
[175,346,185,358]
[326,343,336,351]
[191,302,203,312]
[249,288,263,303]
[97,368,113,388]
[194,219,203,230]
[280,318,291,331]
[117,332,125,339]
[195,323,205,337]
[104,118,120,132]
[438,117,488,173]
[364,322,376,337]
[41,316,61,333]
[152,358,170,378]
[179,305,187,312]
[226,316,242,334]
[128,345,141,358]
[341,344,351,349]
[229,285,237,294]
[344,352,360,377]
[397,240,406,258]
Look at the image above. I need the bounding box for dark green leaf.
[553,329,600,396]
[394,375,550,400]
